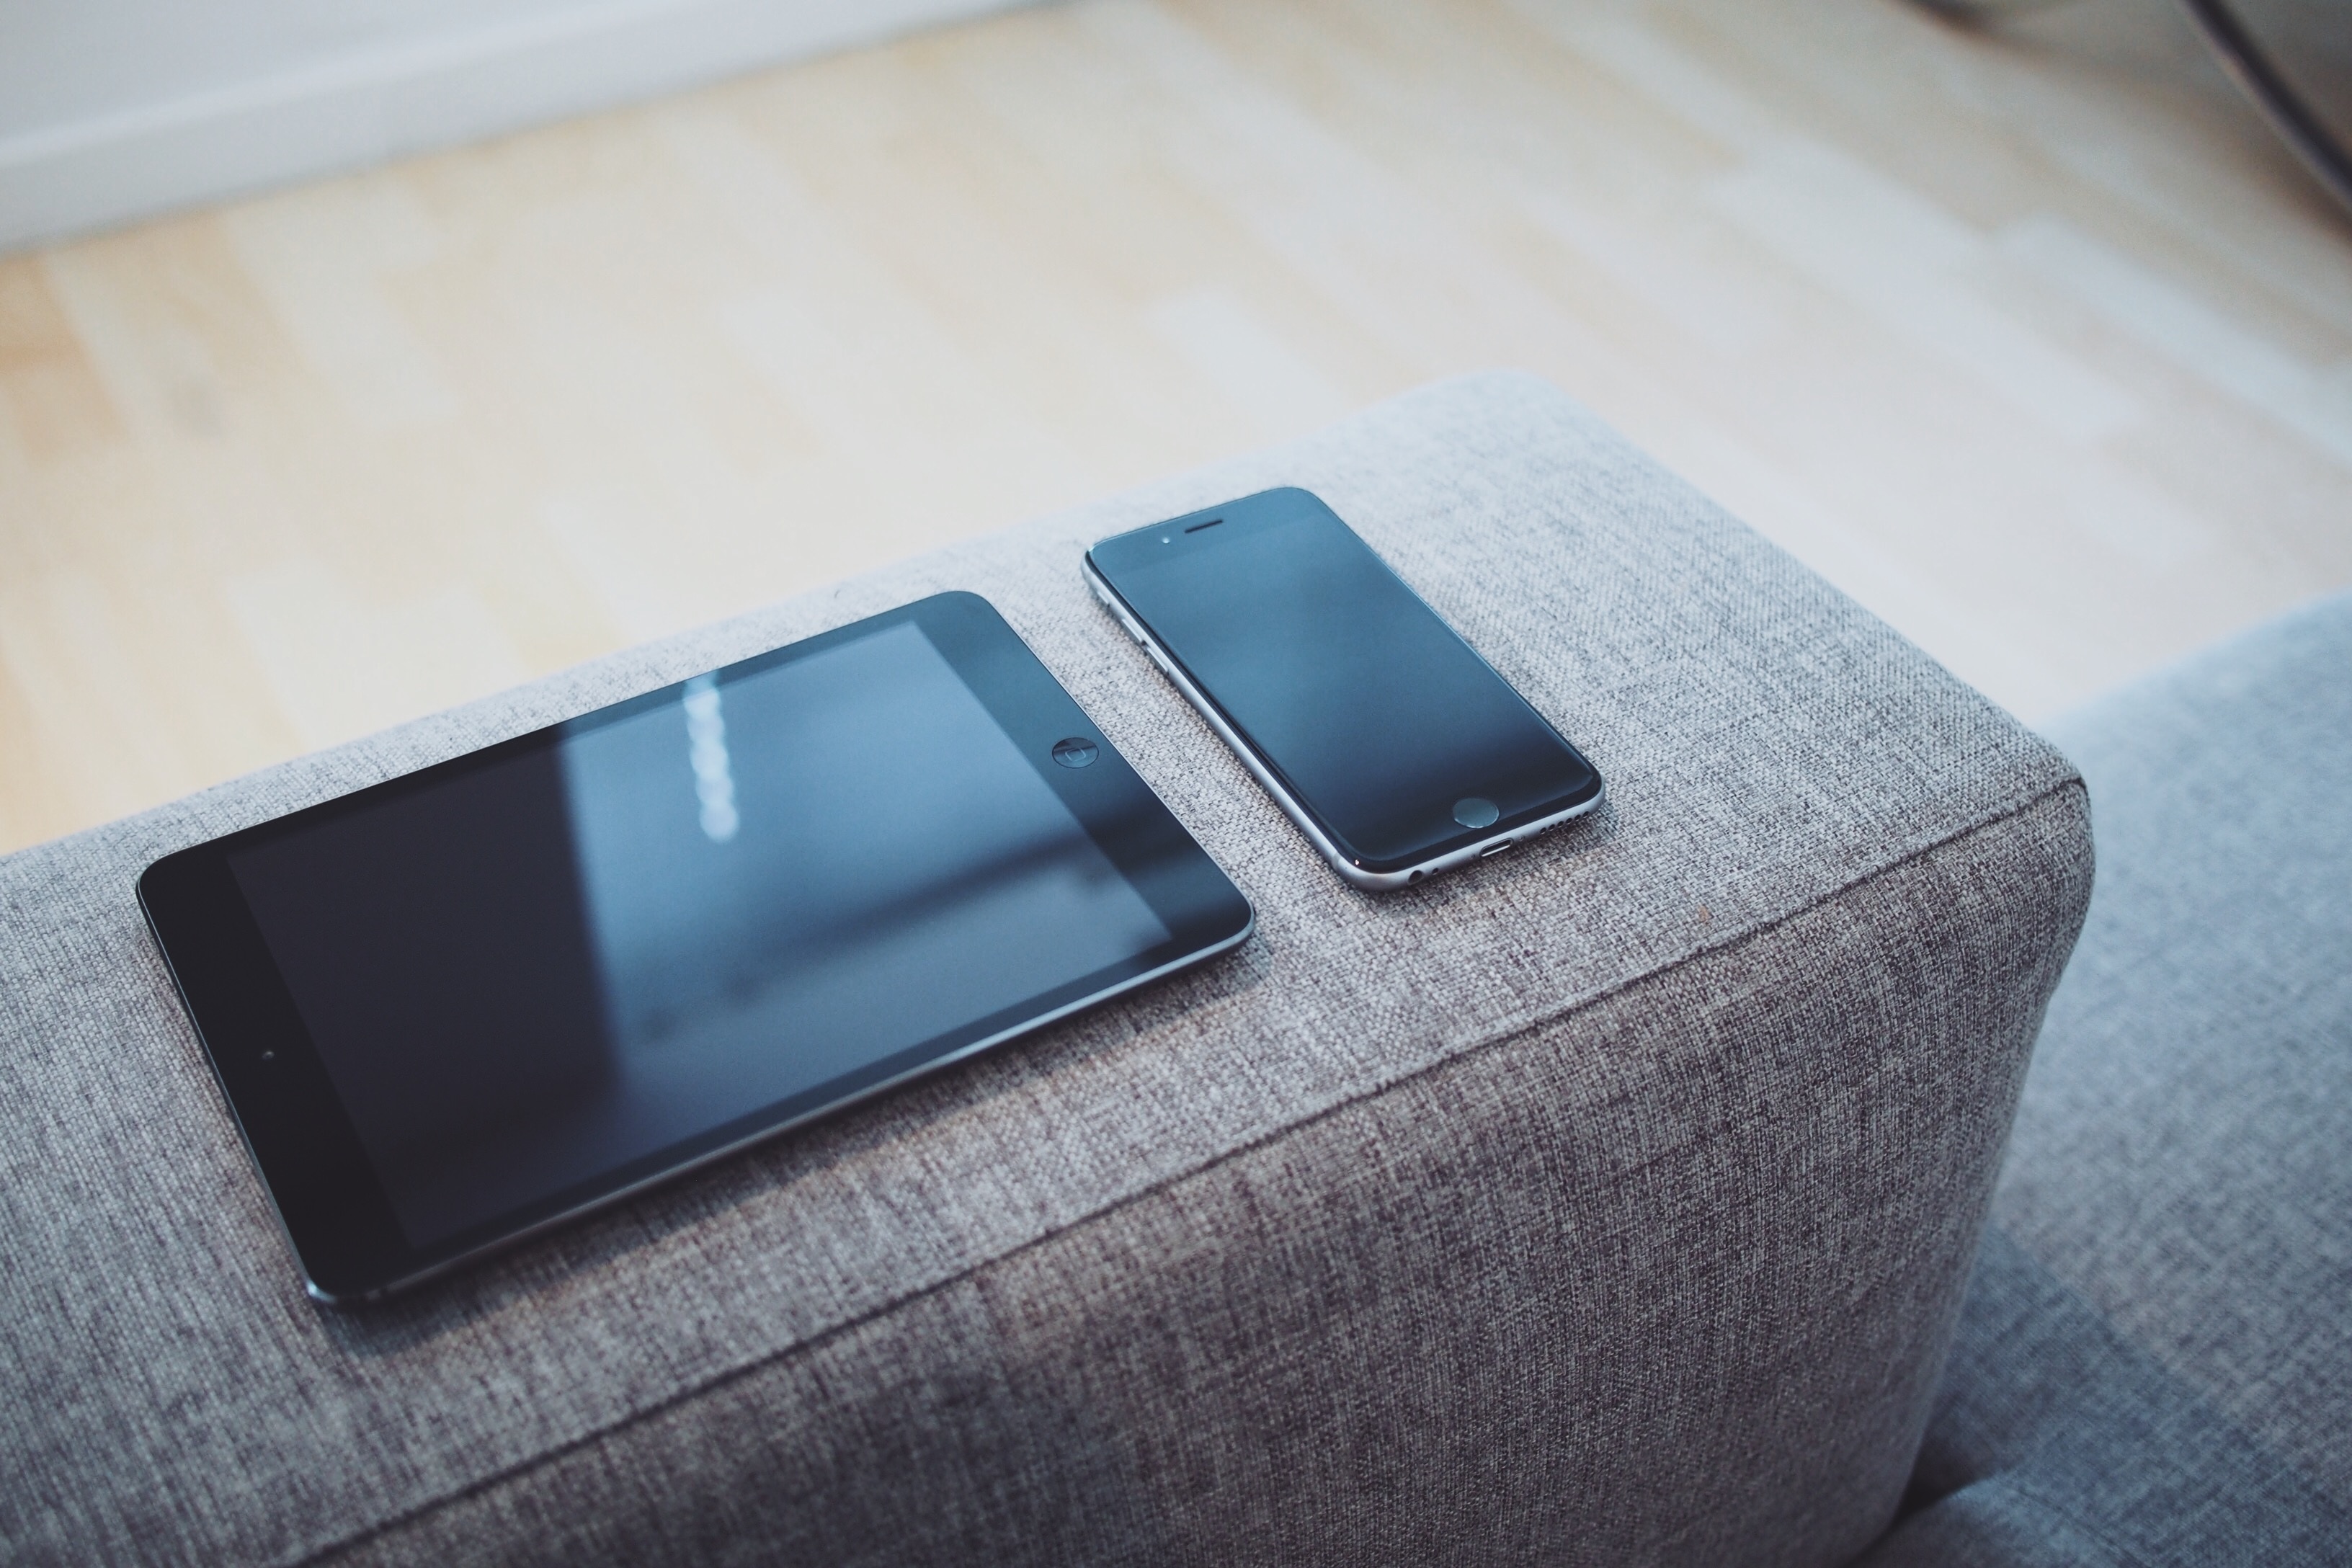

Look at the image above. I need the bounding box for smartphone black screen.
[1087,489,1600,880]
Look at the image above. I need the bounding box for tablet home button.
[1453,797,1499,829]
[1051,737,1100,769]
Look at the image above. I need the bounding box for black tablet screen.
[226,619,1170,1248]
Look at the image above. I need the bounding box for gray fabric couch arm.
[1869,591,2352,1565]
[0,372,2090,1566]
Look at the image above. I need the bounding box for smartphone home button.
[1453,797,1499,829]
[1052,737,1100,769]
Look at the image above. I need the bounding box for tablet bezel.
[138,592,1252,1303]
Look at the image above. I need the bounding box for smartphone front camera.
[1160,535,1173,545]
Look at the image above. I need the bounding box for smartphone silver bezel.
[1081,557,1603,892]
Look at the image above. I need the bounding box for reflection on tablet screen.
[228,621,1170,1247]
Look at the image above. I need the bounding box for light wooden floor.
[4,0,2349,855]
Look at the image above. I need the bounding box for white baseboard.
[0,0,1030,254]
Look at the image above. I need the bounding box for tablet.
[141,592,1252,1302]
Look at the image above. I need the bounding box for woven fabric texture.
[1871,592,2352,1566]
[0,373,2089,1567]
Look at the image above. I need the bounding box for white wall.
[0,0,1030,253]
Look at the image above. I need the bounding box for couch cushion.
[0,372,2089,1566]
[1870,592,2352,1565]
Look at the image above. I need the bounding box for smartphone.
[1084,488,1603,891]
